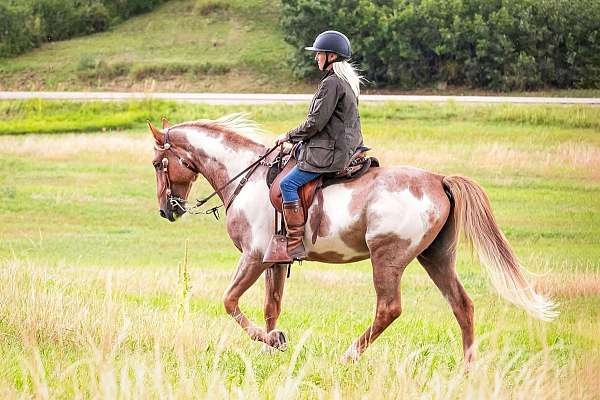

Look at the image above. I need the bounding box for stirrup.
[263,234,292,263]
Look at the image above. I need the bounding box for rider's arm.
[286,78,339,143]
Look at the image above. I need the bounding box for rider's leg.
[279,166,320,259]
[280,165,320,202]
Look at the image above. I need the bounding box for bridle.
[154,127,200,212]
[156,127,280,220]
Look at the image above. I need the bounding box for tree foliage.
[0,0,168,57]
[281,0,600,90]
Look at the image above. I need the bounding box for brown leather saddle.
[268,157,323,220]
[267,146,379,244]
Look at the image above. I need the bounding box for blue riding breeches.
[280,165,321,202]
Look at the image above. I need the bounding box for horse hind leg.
[342,235,409,363]
[417,215,476,369]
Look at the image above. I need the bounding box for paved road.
[1,91,599,105]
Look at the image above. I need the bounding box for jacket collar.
[320,68,335,81]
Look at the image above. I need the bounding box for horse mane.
[173,113,266,146]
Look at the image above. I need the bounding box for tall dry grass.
[1,133,599,181]
[0,259,597,399]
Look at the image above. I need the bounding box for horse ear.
[161,117,169,129]
[147,120,163,144]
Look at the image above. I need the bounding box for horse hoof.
[268,329,288,352]
[341,344,360,364]
[262,343,276,354]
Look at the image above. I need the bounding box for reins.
[158,127,280,220]
[186,143,279,219]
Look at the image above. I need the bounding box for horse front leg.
[263,264,288,351]
[222,254,284,349]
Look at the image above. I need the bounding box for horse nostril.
[160,210,166,218]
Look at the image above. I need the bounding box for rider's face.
[315,52,338,70]
[315,52,327,70]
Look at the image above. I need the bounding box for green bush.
[194,0,231,16]
[0,2,39,57]
[191,62,231,75]
[103,0,167,23]
[76,58,131,81]
[281,0,600,90]
[0,0,168,58]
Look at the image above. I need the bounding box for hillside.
[0,0,313,93]
[0,0,599,96]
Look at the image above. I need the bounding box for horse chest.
[226,180,274,253]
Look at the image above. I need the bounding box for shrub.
[281,0,600,90]
[194,0,230,16]
[77,58,131,81]
[0,0,168,58]
[0,2,39,57]
[77,54,97,71]
[191,62,230,75]
[131,64,172,80]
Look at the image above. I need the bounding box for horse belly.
[304,184,370,264]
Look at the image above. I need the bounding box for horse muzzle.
[160,196,186,222]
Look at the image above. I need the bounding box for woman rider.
[274,30,364,261]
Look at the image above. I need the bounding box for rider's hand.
[276,133,289,145]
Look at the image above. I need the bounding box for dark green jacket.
[287,69,363,173]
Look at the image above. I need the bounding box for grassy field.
[0,99,599,398]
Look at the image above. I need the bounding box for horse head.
[148,117,198,222]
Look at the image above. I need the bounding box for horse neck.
[179,125,267,203]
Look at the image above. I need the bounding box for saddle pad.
[321,157,380,188]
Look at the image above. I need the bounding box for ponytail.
[332,60,363,98]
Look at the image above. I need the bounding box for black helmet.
[305,30,351,59]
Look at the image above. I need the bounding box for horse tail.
[442,175,558,321]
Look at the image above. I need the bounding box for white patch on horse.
[229,179,274,253]
[183,128,257,180]
[366,188,435,248]
[305,185,368,260]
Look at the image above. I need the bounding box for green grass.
[2,98,600,135]
[0,100,599,398]
[0,0,311,93]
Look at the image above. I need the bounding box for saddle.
[268,157,322,220]
[266,146,379,244]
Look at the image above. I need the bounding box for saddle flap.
[269,158,322,222]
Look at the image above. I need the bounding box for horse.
[147,114,557,368]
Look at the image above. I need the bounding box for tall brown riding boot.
[283,200,306,260]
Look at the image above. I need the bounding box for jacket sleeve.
[286,78,339,142]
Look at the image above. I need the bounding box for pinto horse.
[147,114,557,367]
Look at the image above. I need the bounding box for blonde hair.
[332,60,363,98]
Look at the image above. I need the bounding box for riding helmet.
[305,30,352,59]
